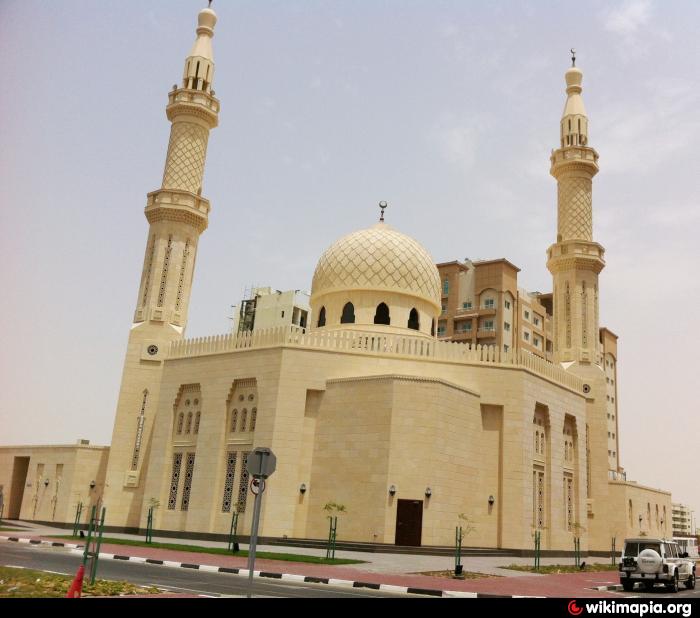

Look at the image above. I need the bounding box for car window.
[669,544,678,558]
[623,542,639,557]
[640,543,661,554]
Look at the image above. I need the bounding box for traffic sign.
[245,448,277,479]
[250,479,265,495]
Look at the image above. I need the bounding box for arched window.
[177,413,184,434]
[431,319,435,336]
[317,306,326,328]
[194,411,201,434]
[629,500,633,526]
[241,408,248,432]
[341,302,355,324]
[374,302,390,325]
[185,412,193,434]
[407,308,420,330]
[250,407,257,431]
[230,409,238,432]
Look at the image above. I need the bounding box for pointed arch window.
[230,409,238,432]
[317,306,326,328]
[185,412,193,434]
[250,407,257,431]
[431,319,435,337]
[177,413,184,435]
[194,411,201,434]
[241,408,248,432]
[374,302,390,325]
[341,302,355,324]
[407,308,420,331]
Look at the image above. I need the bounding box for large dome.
[311,223,441,308]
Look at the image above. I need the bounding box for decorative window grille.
[177,412,184,434]
[185,412,193,434]
[237,451,251,512]
[565,282,571,348]
[131,391,148,470]
[221,452,237,513]
[141,235,156,307]
[230,409,238,432]
[168,453,183,509]
[180,453,195,511]
[582,282,588,347]
[565,475,574,531]
[250,408,257,432]
[536,470,545,529]
[241,409,248,432]
[157,235,173,307]
[194,411,201,434]
[175,239,190,312]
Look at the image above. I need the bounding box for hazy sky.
[1,1,698,519]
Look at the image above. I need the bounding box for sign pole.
[246,484,263,598]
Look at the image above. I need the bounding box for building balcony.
[477,328,497,338]
[451,331,474,342]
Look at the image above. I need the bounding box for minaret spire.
[547,59,605,364]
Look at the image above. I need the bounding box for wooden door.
[395,499,423,546]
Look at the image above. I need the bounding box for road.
[0,542,421,598]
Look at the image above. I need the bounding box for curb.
[0,535,537,598]
[593,584,623,591]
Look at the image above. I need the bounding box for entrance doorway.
[395,499,423,546]
[9,457,30,519]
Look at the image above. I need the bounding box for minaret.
[103,6,220,527]
[547,56,605,365]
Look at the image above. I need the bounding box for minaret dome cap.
[197,7,217,34]
[565,66,583,90]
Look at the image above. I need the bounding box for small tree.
[323,502,347,560]
[454,513,476,575]
[145,498,160,544]
[570,522,586,567]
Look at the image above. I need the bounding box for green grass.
[502,563,619,574]
[0,566,161,598]
[50,535,364,565]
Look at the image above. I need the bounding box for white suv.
[619,538,696,593]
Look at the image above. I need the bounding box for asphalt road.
[612,580,700,600]
[0,542,419,598]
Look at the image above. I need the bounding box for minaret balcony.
[547,240,605,274]
[550,146,599,176]
[145,188,210,234]
[166,88,219,128]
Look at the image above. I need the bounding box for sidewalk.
[0,522,621,598]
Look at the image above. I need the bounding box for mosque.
[0,6,673,553]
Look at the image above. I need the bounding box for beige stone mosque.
[0,6,673,554]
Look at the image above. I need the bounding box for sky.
[1,1,698,520]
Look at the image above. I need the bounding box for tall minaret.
[547,56,605,365]
[103,6,220,527]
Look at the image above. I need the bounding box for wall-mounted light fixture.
[488,495,495,506]
[638,515,643,525]
[425,487,432,498]
[89,481,96,489]
[388,485,396,497]
[299,483,307,495]
[44,478,50,487]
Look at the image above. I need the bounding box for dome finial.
[570,48,576,67]
[379,201,388,223]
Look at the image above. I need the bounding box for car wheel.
[667,573,679,593]
[685,573,696,590]
[622,580,634,592]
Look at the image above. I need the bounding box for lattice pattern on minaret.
[162,123,209,194]
[557,177,592,241]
